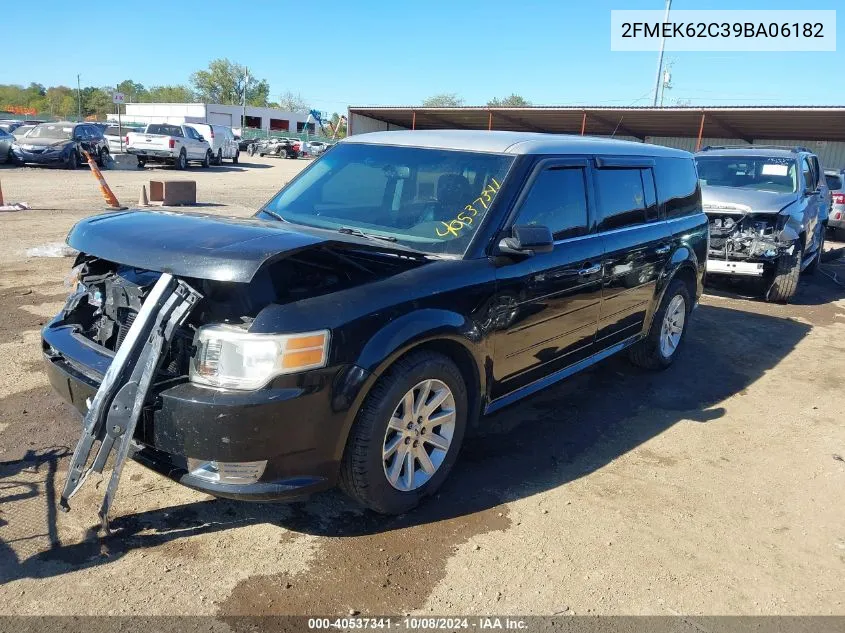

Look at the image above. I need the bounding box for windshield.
[28,124,73,140]
[695,155,798,194]
[259,143,514,256]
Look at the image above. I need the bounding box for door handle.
[655,244,671,255]
[578,263,601,276]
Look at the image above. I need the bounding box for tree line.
[0,58,316,120]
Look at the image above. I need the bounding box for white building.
[109,103,316,135]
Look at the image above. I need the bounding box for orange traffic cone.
[138,184,149,206]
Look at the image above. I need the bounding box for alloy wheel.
[659,294,686,357]
[382,379,456,492]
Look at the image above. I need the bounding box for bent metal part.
[59,273,201,532]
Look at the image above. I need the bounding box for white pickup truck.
[126,123,213,169]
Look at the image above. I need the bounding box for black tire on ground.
[232,151,239,164]
[137,158,146,168]
[805,226,825,274]
[8,149,22,166]
[215,149,222,166]
[65,151,78,170]
[97,148,109,169]
[766,244,802,303]
[247,144,255,156]
[628,278,692,370]
[339,350,468,514]
[258,153,264,157]
[174,149,187,170]
[201,150,211,168]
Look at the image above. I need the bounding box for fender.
[642,246,701,336]
[330,309,487,462]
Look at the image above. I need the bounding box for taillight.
[210,129,215,139]
[833,193,845,204]
[169,139,176,149]
[124,136,128,145]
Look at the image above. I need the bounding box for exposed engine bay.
[61,246,426,377]
[707,212,795,262]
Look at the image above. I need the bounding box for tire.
[137,158,146,168]
[201,150,211,168]
[805,225,825,274]
[339,351,468,514]
[258,153,265,158]
[65,151,78,170]
[214,149,222,166]
[247,144,255,157]
[97,148,109,169]
[232,151,239,164]
[8,149,22,166]
[629,279,692,370]
[174,149,187,170]
[766,245,802,303]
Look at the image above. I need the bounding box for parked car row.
[5,121,110,169]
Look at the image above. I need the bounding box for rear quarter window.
[825,174,843,191]
[657,157,701,219]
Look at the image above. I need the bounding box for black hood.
[67,210,418,283]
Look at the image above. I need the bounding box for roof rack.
[699,144,811,153]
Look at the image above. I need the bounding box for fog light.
[186,458,266,485]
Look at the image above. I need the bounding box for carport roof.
[347,106,845,142]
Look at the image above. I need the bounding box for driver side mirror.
[197,135,206,142]
[498,225,554,256]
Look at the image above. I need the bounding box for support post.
[580,112,587,135]
[695,113,706,152]
[412,110,416,130]
[488,111,493,131]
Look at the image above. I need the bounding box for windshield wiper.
[337,227,398,243]
[260,209,285,222]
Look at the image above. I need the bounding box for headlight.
[189,324,330,390]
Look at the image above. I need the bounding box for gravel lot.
[0,158,843,617]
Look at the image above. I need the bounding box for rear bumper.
[127,148,175,160]
[42,317,371,501]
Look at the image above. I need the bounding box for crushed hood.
[701,185,799,215]
[67,210,418,283]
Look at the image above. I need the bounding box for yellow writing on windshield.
[435,178,501,238]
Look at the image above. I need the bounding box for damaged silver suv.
[695,146,829,302]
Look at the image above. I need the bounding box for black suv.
[44,131,707,515]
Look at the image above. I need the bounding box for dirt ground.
[0,158,843,618]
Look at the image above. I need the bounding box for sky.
[5,0,843,112]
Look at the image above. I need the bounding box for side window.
[801,158,814,191]
[811,156,821,188]
[657,158,701,219]
[514,167,589,241]
[594,167,658,231]
[322,162,388,207]
[74,126,87,140]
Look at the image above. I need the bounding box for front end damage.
[706,207,799,277]
[45,210,430,527]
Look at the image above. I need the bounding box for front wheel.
[629,279,692,370]
[174,150,187,170]
[340,351,468,514]
[65,151,78,170]
[232,151,239,164]
[137,158,146,168]
[214,149,222,166]
[201,150,211,168]
[97,148,109,169]
[767,245,802,302]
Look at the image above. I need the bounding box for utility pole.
[651,0,672,107]
[242,67,248,133]
[77,74,82,120]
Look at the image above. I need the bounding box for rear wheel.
[340,351,467,514]
[174,149,187,170]
[247,144,255,156]
[629,279,691,370]
[232,150,239,164]
[137,158,146,168]
[767,245,802,303]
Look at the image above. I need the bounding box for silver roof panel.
[341,130,691,158]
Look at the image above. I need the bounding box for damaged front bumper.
[43,315,370,501]
[705,212,797,277]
